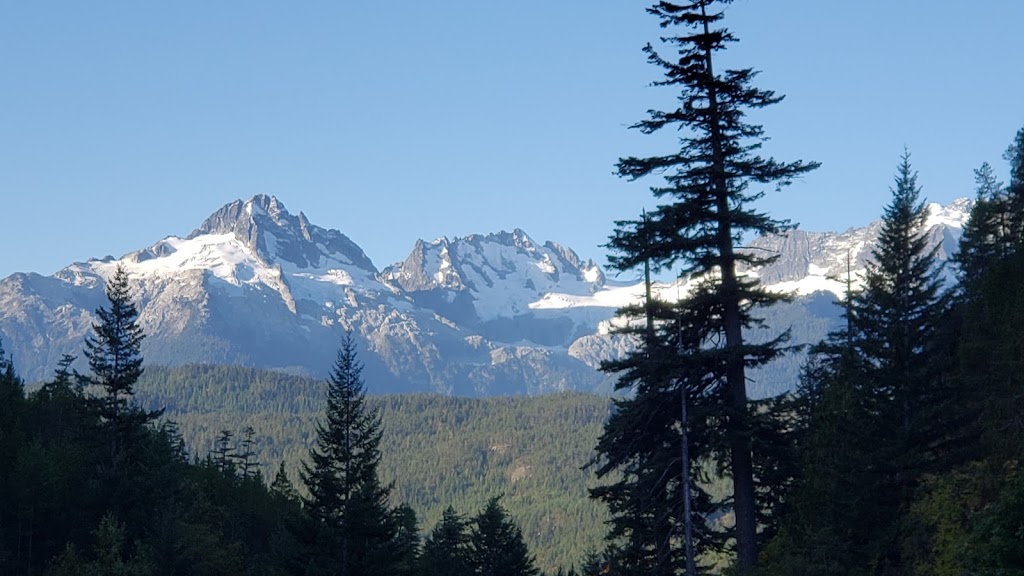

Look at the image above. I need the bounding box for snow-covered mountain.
[0,195,973,396]
[746,198,972,297]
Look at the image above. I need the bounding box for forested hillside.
[130,365,613,572]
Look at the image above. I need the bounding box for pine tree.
[271,462,300,503]
[301,332,396,576]
[80,264,160,473]
[956,163,1006,284]
[389,504,420,576]
[83,264,147,420]
[1002,127,1024,245]
[956,125,1024,461]
[234,426,260,479]
[469,497,540,576]
[603,0,817,568]
[590,294,727,575]
[771,153,951,574]
[851,152,950,474]
[0,336,24,444]
[0,337,25,572]
[212,429,236,476]
[957,127,1024,284]
[419,507,473,576]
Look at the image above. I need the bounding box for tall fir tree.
[851,153,954,572]
[956,163,1006,284]
[1002,126,1024,245]
[956,125,1024,461]
[603,0,817,568]
[468,497,540,576]
[80,264,159,468]
[850,152,951,472]
[591,293,727,575]
[0,337,25,572]
[82,264,147,421]
[301,332,402,576]
[766,153,953,575]
[419,507,474,576]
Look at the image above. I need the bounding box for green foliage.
[764,152,955,575]
[762,129,1024,576]
[124,364,611,573]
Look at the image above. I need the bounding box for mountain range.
[0,194,971,395]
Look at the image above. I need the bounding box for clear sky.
[2,1,1022,280]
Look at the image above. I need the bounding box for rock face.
[0,195,973,396]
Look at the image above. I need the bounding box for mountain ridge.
[0,194,973,394]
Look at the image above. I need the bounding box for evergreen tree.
[80,264,160,475]
[957,127,1024,284]
[590,294,726,575]
[234,426,260,479]
[389,504,421,576]
[271,461,300,503]
[603,0,817,568]
[212,429,236,476]
[0,337,24,572]
[1002,126,1024,245]
[301,332,397,576]
[850,152,951,489]
[765,153,953,575]
[469,497,540,576]
[420,507,473,576]
[956,163,1006,283]
[956,125,1024,461]
[0,336,24,440]
[82,264,147,421]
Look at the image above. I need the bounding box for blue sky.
[2,1,1022,280]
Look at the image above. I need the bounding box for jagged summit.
[190,195,376,272]
[747,196,973,294]
[382,228,605,322]
[0,195,977,393]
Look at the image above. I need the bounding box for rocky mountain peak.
[188,195,377,272]
[746,196,973,289]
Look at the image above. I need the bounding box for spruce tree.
[590,295,726,575]
[956,163,1005,283]
[419,507,473,576]
[769,153,951,574]
[80,264,159,474]
[301,332,396,576]
[1003,127,1024,245]
[851,152,949,465]
[0,337,24,572]
[956,125,1024,461]
[271,462,300,503]
[603,0,818,568]
[468,497,540,576]
[83,264,147,420]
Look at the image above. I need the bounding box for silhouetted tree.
[469,497,540,576]
[604,0,817,567]
[80,264,160,476]
[301,332,398,575]
[420,506,473,576]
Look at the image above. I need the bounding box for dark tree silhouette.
[603,0,818,568]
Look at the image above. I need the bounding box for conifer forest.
[2,1,1024,574]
